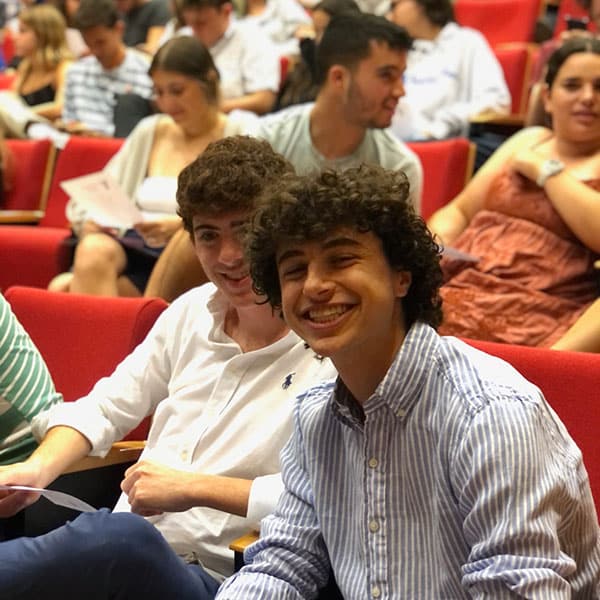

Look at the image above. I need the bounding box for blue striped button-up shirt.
[218,323,600,599]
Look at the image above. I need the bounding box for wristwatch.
[536,158,565,187]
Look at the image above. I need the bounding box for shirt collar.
[330,322,440,428]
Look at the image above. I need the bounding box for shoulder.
[256,103,311,138]
[441,22,489,47]
[123,48,152,70]
[432,336,544,419]
[158,282,218,324]
[294,378,337,427]
[66,55,98,76]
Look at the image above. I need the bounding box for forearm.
[32,101,63,121]
[25,425,91,487]
[221,90,275,115]
[190,474,252,517]
[551,298,600,353]
[544,172,600,253]
[427,203,470,246]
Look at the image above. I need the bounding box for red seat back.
[41,136,123,228]
[407,138,475,220]
[465,339,600,512]
[454,0,542,46]
[493,44,533,114]
[5,286,168,440]
[3,139,55,211]
[553,0,597,38]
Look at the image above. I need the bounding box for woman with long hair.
[49,35,245,297]
[428,38,600,350]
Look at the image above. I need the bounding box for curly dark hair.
[247,164,443,329]
[177,136,295,234]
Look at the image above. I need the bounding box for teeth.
[308,305,348,323]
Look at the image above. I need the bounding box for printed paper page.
[60,171,144,229]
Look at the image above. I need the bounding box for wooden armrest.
[63,441,145,474]
[229,529,260,553]
[230,529,260,572]
[470,112,525,127]
[0,210,44,224]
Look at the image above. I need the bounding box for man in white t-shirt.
[181,0,280,114]
[251,13,424,212]
[0,136,336,600]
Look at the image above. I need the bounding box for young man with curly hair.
[217,164,600,598]
[0,136,336,599]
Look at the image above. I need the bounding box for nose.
[303,264,334,300]
[580,82,595,103]
[392,77,405,99]
[218,235,243,267]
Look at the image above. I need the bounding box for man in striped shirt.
[55,0,153,137]
[217,164,600,599]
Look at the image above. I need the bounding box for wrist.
[536,158,565,187]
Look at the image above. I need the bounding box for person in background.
[273,0,361,112]
[115,0,171,53]
[0,4,73,138]
[240,0,311,58]
[0,293,62,466]
[181,0,279,114]
[50,0,89,58]
[427,38,600,349]
[0,136,336,600]
[216,163,600,599]
[48,35,245,297]
[527,0,600,126]
[388,0,510,141]
[252,13,422,210]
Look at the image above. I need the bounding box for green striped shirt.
[0,294,62,464]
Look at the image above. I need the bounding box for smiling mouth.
[304,304,352,323]
[222,272,249,283]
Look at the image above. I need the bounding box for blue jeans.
[0,509,221,599]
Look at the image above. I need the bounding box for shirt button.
[368,457,379,469]
[371,585,381,598]
[180,450,189,461]
[396,408,407,418]
[368,519,379,533]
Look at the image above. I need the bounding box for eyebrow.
[193,219,247,232]
[277,236,363,266]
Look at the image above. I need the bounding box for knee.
[73,233,124,275]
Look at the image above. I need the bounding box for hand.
[510,148,545,183]
[121,461,200,517]
[0,460,45,517]
[134,217,181,249]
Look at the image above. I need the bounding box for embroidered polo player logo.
[282,372,296,389]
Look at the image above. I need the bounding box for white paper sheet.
[0,484,98,513]
[60,171,144,229]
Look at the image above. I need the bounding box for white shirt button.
[368,519,379,533]
[180,449,189,461]
[371,585,381,598]
[368,457,379,469]
[396,408,407,418]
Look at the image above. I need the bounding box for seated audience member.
[253,13,423,209]
[155,0,187,47]
[0,132,15,202]
[0,294,63,466]
[115,0,171,52]
[52,0,153,138]
[0,4,73,138]
[48,35,244,297]
[241,0,311,58]
[216,164,600,599]
[427,38,600,348]
[0,136,336,599]
[50,0,89,58]
[527,0,599,126]
[388,0,510,141]
[181,0,279,114]
[273,0,361,112]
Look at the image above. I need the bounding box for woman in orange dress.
[428,38,600,349]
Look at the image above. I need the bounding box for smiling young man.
[0,137,336,599]
[217,165,600,599]
[252,13,423,212]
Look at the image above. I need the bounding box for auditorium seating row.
[0,135,476,292]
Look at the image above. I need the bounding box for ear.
[327,64,349,91]
[221,2,233,18]
[393,270,412,299]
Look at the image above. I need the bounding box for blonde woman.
[0,4,73,137]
